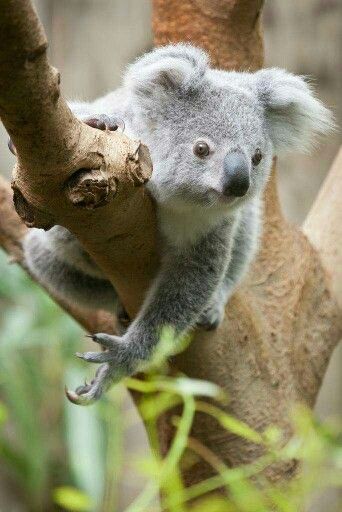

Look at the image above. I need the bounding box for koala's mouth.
[209,189,239,207]
[220,194,238,205]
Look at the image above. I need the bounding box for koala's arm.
[72,221,233,404]
[23,227,118,312]
[199,202,261,329]
[131,226,231,340]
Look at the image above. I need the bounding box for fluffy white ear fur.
[124,44,209,97]
[254,68,334,152]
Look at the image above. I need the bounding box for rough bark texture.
[152,0,264,71]
[0,0,341,491]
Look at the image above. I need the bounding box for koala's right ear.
[124,44,209,97]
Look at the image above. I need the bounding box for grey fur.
[24,227,118,312]
[23,44,333,402]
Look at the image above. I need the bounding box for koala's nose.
[222,152,250,198]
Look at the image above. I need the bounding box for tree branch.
[303,147,342,309]
[0,0,156,318]
[0,0,340,491]
[152,0,264,70]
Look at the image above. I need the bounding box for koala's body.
[23,45,332,404]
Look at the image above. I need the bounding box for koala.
[22,44,333,404]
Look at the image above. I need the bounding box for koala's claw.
[66,333,137,406]
[197,303,225,331]
[76,351,110,363]
[8,138,17,155]
[65,364,111,406]
[197,318,221,331]
[84,114,125,133]
[85,332,115,349]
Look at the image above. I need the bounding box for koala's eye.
[252,149,262,166]
[193,140,210,158]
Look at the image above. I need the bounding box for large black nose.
[223,152,250,197]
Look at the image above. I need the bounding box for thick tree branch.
[0,0,341,491]
[0,0,156,318]
[303,147,342,309]
[152,0,264,70]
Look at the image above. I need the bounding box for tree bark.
[0,0,156,318]
[0,0,341,491]
[152,0,342,485]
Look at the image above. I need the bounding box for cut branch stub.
[65,140,152,209]
[65,168,114,209]
[127,141,153,187]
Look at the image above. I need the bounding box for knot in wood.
[65,168,114,209]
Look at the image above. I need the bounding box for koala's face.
[125,45,332,212]
[141,81,273,211]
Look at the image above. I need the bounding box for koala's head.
[124,44,333,212]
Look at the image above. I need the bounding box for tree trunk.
[0,0,341,491]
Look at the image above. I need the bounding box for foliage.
[0,249,341,512]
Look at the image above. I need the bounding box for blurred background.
[0,1,341,510]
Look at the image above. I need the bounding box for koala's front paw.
[83,114,125,133]
[197,302,225,331]
[65,333,140,406]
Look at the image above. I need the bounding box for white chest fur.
[158,204,233,247]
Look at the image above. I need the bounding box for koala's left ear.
[124,44,209,98]
[253,68,334,152]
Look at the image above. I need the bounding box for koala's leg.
[23,228,118,312]
[69,222,233,405]
[198,202,261,330]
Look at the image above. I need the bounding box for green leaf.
[64,366,105,502]
[53,486,92,511]
[263,425,282,446]
[228,479,269,512]
[138,392,182,422]
[168,377,223,399]
[126,376,223,399]
[0,401,8,425]
[191,496,237,512]
[196,401,264,445]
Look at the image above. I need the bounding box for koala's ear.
[253,68,334,152]
[124,44,209,97]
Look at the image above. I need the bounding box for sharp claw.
[75,351,110,363]
[109,117,125,133]
[91,333,118,349]
[8,138,17,155]
[65,388,99,406]
[65,387,83,405]
[84,118,97,129]
[65,364,112,406]
[83,115,125,133]
[98,114,111,129]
